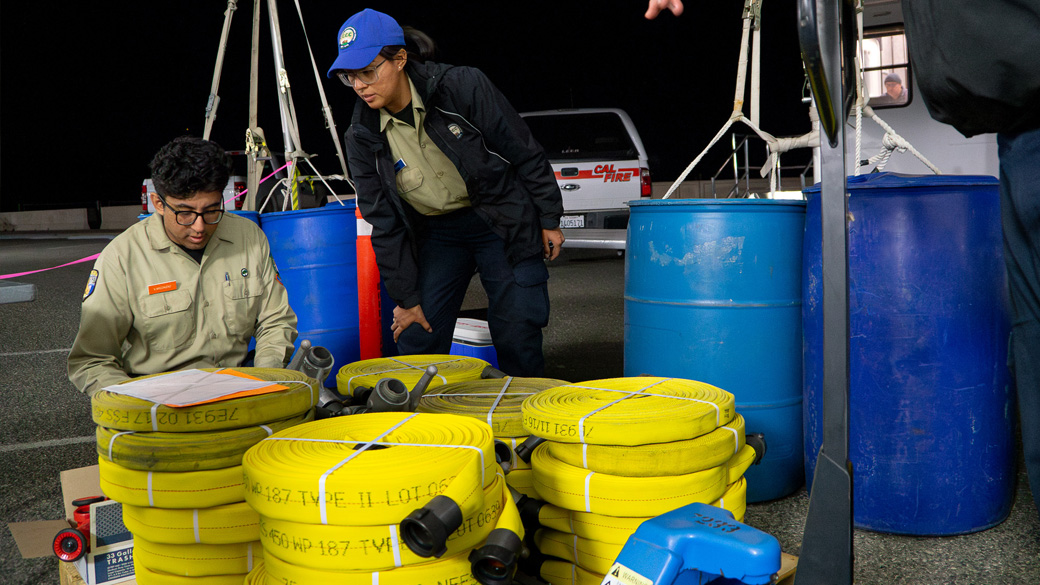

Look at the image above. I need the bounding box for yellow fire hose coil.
[714,476,749,522]
[535,528,622,576]
[92,368,318,433]
[121,501,260,545]
[521,377,736,445]
[417,377,569,437]
[96,410,315,472]
[545,414,747,477]
[537,504,647,545]
[534,477,749,547]
[99,458,246,509]
[336,354,489,398]
[132,536,262,577]
[505,467,538,499]
[257,473,521,571]
[242,412,497,526]
[132,555,251,585]
[533,478,748,576]
[530,444,756,517]
[244,562,266,585]
[261,547,477,585]
[540,559,605,585]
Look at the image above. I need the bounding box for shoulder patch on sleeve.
[83,270,99,301]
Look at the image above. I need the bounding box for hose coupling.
[494,440,514,474]
[513,436,546,463]
[481,365,508,379]
[400,495,463,558]
[468,528,523,585]
[366,378,411,413]
[746,433,767,465]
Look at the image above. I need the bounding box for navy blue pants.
[397,208,550,377]
[998,127,1040,508]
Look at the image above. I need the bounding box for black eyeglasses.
[157,194,224,226]
[337,59,388,87]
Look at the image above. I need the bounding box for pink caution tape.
[1,253,100,280]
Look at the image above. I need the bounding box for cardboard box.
[8,465,136,585]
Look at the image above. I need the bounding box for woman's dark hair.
[380,26,437,64]
[150,136,232,200]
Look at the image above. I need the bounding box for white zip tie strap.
[486,377,513,427]
[107,430,136,461]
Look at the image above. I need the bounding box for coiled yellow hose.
[532,477,749,548]
[98,458,245,509]
[417,377,569,437]
[540,559,604,585]
[335,355,489,398]
[521,377,736,445]
[242,412,497,526]
[261,546,477,584]
[530,443,755,516]
[132,536,262,576]
[533,478,747,576]
[92,368,318,432]
[96,410,314,472]
[544,414,746,477]
[121,501,260,545]
[257,473,521,571]
[133,556,253,585]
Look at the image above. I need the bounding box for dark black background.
[0,1,811,212]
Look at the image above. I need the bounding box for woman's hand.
[542,228,565,261]
[645,0,684,19]
[391,304,433,342]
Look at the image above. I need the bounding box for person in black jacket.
[328,8,564,377]
[901,0,1040,514]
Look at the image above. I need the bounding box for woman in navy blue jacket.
[329,9,565,377]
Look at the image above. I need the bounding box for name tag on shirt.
[394,158,407,174]
[148,281,177,295]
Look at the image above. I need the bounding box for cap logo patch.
[339,26,357,50]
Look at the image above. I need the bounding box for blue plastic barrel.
[231,210,261,226]
[624,199,807,502]
[261,203,360,385]
[803,173,1012,535]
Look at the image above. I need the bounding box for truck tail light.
[640,167,652,198]
[233,181,246,210]
[141,185,149,212]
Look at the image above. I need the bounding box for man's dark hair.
[149,136,232,199]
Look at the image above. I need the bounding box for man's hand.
[542,228,565,261]
[392,304,432,343]
[646,0,684,19]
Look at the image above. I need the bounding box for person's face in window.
[885,81,903,100]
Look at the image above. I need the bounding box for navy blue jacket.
[345,60,563,309]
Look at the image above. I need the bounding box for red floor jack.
[53,496,108,562]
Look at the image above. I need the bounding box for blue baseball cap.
[326,9,405,77]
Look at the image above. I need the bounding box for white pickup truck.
[520,108,652,231]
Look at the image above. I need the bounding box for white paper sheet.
[101,369,275,406]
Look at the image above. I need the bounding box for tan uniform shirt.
[381,78,471,215]
[68,213,298,395]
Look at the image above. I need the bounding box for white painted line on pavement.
[0,348,71,357]
[0,435,95,453]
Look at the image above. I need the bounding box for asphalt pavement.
[1,232,1037,584]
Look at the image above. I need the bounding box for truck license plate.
[560,215,585,228]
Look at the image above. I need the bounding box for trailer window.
[860,26,911,108]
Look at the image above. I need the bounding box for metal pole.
[203,0,238,140]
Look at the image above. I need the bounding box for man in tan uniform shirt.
[68,137,297,395]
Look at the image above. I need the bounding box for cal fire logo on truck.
[556,164,640,183]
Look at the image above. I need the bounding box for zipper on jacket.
[434,107,511,165]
